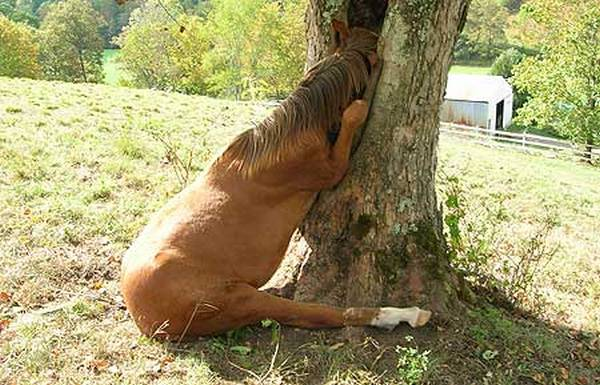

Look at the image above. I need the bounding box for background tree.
[490,47,531,112]
[115,0,188,90]
[277,0,470,317]
[498,0,522,13]
[513,1,600,155]
[201,0,305,99]
[38,0,105,83]
[454,0,510,63]
[0,14,40,78]
[92,0,139,48]
[116,0,305,98]
[506,0,580,50]
[0,0,38,25]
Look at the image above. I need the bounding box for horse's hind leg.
[178,283,432,337]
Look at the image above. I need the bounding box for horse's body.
[121,27,431,340]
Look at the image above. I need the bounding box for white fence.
[440,122,600,164]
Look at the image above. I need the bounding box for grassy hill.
[1,77,598,385]
[449,65,492,75]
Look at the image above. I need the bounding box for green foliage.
[490,48,525,79]
[395,337,430,385]
[116,0,306,99]
[442,174,507,280]
[513,2,600,147]
[115,0,208,92]
[498,0,523,13]
[0,14,40,78]
[0,0,39,26]
[2,0,140,44]
[91,0,138,48]
[491,48,530,111]
[37,0,105,83]
[202,0,305,99]
[454,0,511,63]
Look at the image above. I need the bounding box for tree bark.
[282,0,470,316]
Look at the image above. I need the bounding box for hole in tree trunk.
[348,0,388,32]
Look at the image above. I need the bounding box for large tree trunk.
[281,0,470,316]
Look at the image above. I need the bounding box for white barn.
[440,74,513,130]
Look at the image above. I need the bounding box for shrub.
[441,174,559,310]
[491,48,526,79]
[0,14,40,79]
[115,0,209,93]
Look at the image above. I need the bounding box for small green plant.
[395,338,430,385]
[71,299,105,319]
[5,106,23,113]
[115,134,145,159]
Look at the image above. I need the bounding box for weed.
[141,120,208,188]
[395,338,430,385]
[5,106,22,113]
[115,133,146,160]
[440,173,560,311]
[495,213,560,307]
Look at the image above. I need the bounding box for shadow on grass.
[160,293,599,385]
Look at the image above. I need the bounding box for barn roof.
[445,74,512,103]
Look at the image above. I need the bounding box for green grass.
[102,49,125,86]
[449,65,492,75]
[0,77,599,385]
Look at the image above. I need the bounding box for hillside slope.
[1,77,598,385]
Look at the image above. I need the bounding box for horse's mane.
[222,30,378,177]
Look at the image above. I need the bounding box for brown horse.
[121,24,431,341]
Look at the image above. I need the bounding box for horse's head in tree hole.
[348,0,388,32]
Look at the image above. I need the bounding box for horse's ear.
[331,19,350,51]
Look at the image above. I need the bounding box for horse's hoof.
[409,309,432,328]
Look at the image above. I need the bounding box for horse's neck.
[207,152,316,216]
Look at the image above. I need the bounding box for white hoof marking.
[370,307,432,330]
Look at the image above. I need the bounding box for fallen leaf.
[90,359,110,372]
[531,372,545,384]
[0,319,10,333]
[576,376,589,385]
[329,342,345,351]
[559,367,569,380]
[0,292,11,303]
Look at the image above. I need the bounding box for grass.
[103,49,125,86]
[449,65,492,75]
[506,121,567,140]
[0,76,599,384]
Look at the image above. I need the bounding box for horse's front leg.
[324,99,369,187]
[291,99,369,191]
